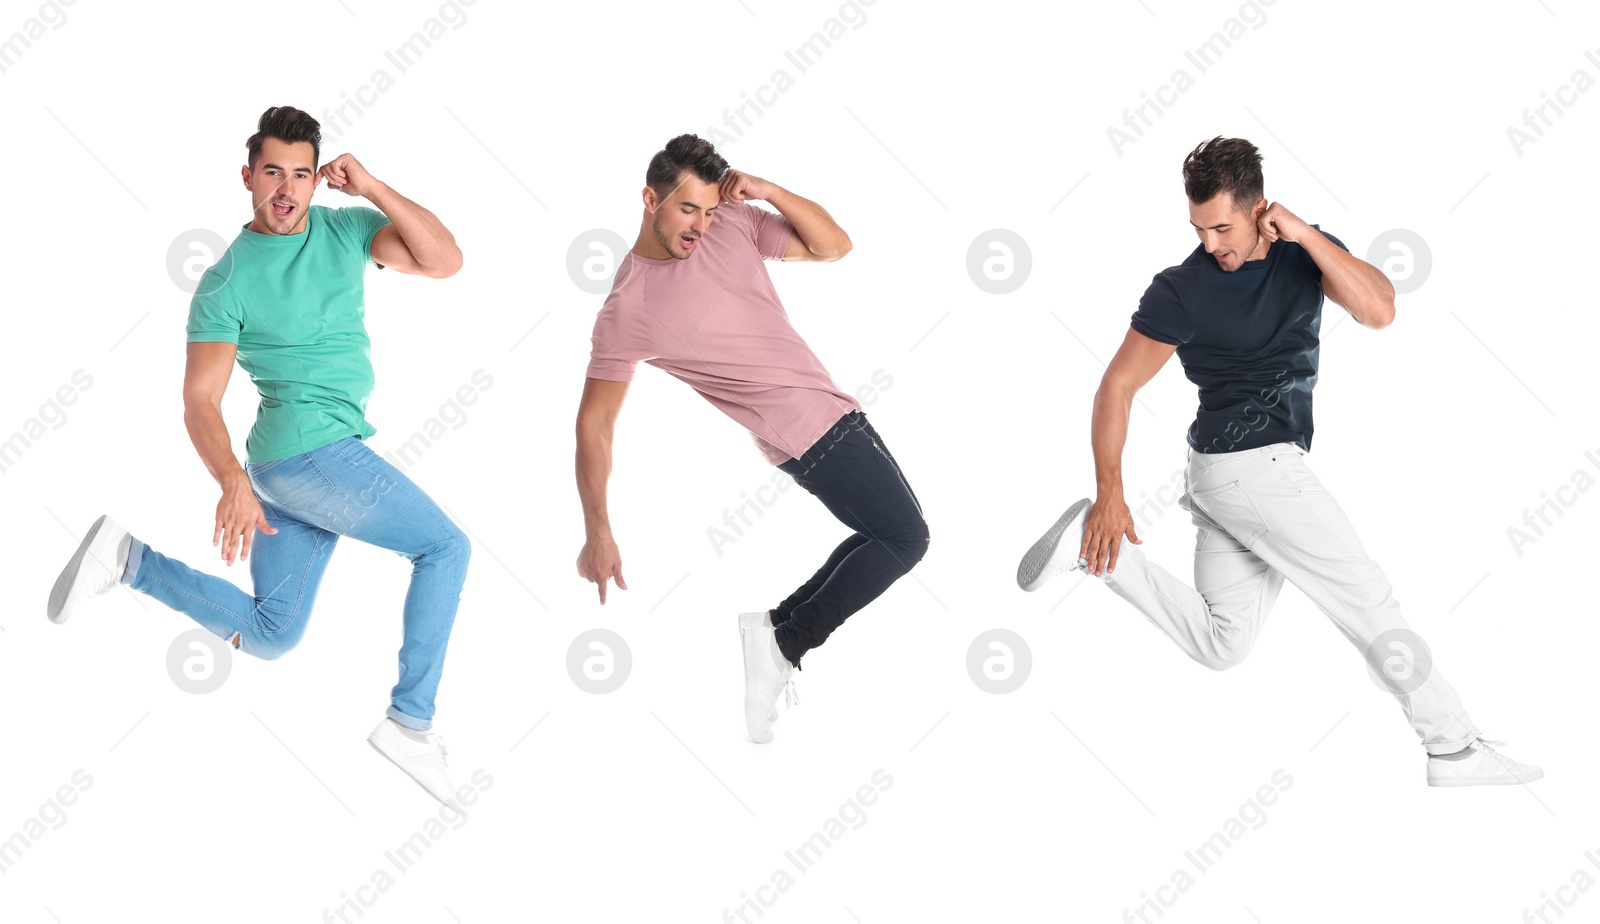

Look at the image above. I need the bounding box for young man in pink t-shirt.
[575,134,929,743]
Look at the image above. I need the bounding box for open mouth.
[680,233,697,251]
[272,201,296,219]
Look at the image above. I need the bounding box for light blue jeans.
[121,436,470,730]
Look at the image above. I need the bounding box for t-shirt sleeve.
[186,268,244,344]
[1306,224,1350,286]
[585,290,648,382]
[1310,224,1349,254]
[1129,273,1194,345]
[721,201,795,261]
[751,204,796,261]
[335,205,394,267]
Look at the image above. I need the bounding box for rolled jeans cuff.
[386,705,432,731]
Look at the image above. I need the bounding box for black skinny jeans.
[771,411,929,666]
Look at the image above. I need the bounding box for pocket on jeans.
[250,455,334,515]
[1186,480,1269,545]
[1275,455,1329,496]
[248,456,288,475]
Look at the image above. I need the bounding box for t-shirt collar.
[239,205,315,239]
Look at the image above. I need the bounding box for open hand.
[214,479,276,566]
[1081,496,1142,577]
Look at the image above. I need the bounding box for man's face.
[1188,193,1265,272]
[645,170,720,260]
[243,137,317,235]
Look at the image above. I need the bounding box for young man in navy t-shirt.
[1017,136,1539,787]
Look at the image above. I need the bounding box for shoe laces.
[781,671,799,709]
[1475,737,1525,768]
[1052,552,1086,577]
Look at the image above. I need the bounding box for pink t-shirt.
[586,201,861,465]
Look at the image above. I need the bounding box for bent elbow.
[1366,297,1396,330]
[817,233,852,262]
[1094,377,1133,410]
[181,391,219,417]
[429,249,464,279]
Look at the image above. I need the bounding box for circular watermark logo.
[167,229,234,296]
[966,229,1031,295]
[566,628,631,694]
[165,628,233,694]
[1364,628,1433,696]
[567,229,630,294]
[966,628,1032,694]
[1366,229,1431,295]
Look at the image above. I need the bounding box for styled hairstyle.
[645,134,728,198]
[245,106,322,170]
[1182,136,1264,212]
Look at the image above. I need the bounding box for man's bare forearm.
[764,186,851,260]
[1090,383,1133,500]
[183,401,248,490]
[575,426,616,538]
[365,181,461,274]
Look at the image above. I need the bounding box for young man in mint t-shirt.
[46,106,473,810]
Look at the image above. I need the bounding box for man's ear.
[241,165,251,191]
[641,185,659,213]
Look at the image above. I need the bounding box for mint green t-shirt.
[187,205,393,463]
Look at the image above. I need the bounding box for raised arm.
[1257,201,1394,329]
[1081,328,1179,577]
[317,152,463,278]
[575,377,631,603]
[182,342,277,566]
[718,169,852,263]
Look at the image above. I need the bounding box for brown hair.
[1182,136,1263,211]
[645,134,728,198]
[246,106,322,170]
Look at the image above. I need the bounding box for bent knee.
[239,625,307,661]
[422,528,471,564]
[1196,642,1250,672]
[894,521,931,570]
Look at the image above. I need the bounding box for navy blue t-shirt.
[1130,225,1348,453]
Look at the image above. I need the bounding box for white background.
[2,0,1596,921]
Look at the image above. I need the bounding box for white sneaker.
[368,718,464,812]
[1017,498,1091,592]
[740,622,796,744]
[738,612,778,724]
[1426,737,1544,787]
[48,514,132,624]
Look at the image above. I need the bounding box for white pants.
[1101,440,1478,755]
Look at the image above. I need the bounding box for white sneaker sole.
[1017,498,1091,592]
[739,627,777,744]
[738,615,780,727]
[1428,767,1544,787]
[48,514,122,624]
